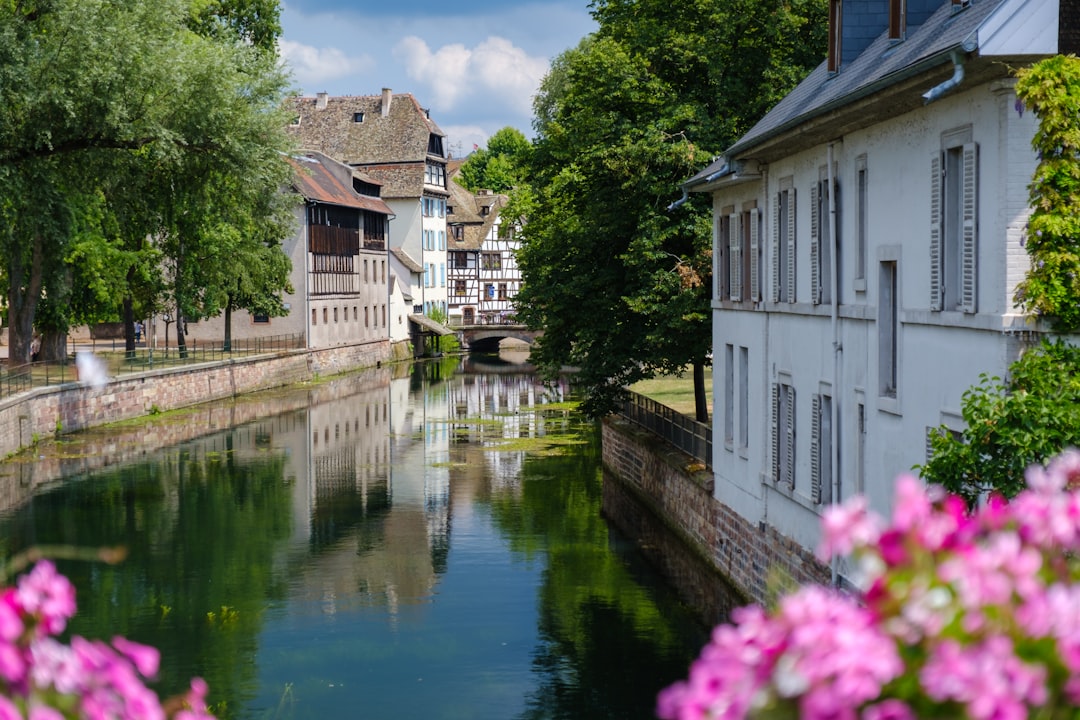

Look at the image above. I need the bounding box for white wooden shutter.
[749,208,760,301]
[771,383,779,482]
[772,196,781,302]
[810,183,820,305]
[785,387,796,488]
[961,142,979,314]
[930,154,943,311]
[729,213,741,301]
[787,188,797,302]
[811,394,822,503]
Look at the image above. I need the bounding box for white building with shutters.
[678,0,1069,567]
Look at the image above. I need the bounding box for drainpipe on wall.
[827,141,842,587]
[922,51,965,104]
[304,204,312,349]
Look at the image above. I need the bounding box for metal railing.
[617,390,712,469]
[0,333,305,400]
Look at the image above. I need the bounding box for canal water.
[0,354,712,720]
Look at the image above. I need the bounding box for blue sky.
[278,1,597,155]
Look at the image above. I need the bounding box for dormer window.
[354,112,365,123]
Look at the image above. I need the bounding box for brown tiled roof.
[446,174,506,251]
[288,151,393,215]
[286,92,447,200]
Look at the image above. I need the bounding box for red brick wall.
[602,417,829,607]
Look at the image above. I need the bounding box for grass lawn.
[628,366,713,418]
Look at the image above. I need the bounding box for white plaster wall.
[710,76,1041,554]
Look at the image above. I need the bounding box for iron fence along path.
[617,391,712,469]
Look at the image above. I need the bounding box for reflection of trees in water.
[0,420,296,713]
[479,424,708,720]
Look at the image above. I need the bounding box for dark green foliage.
[458,127,532,193]
[515,0,826,417]
[920,339,1080,504]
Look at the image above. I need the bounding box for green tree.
[920,339,1080,505]
[515,0,826,419]
[458,127,532,193]
[1013,55,1080,332]
[0,0,294,363]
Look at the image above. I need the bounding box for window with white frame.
[811,391,833,505]
[931,129,978,313]
[879,260,898,398]
[855,156,868,290]
[739,346,749,450]
[724,344,735,447]
[772,180,796,303]
[811,168,839,305]
[771,379,795,489]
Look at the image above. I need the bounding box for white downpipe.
[827,142,842,587]
[304,207,312,349]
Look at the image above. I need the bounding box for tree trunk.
[7,235,45,366]
[40,329,67,362]
[177,310,188,359]
[123,276,136,359]
[693,361,709,424]
[223,297,233,353]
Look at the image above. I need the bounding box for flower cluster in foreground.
[0,560,214,720]
[658,449,1080,720]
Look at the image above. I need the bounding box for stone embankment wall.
[0,340,394,460]
[0,363,397,516]
[601,416,829,607]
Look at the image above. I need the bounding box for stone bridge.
[456,324,541,353]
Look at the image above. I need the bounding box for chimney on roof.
[381,88,392,117]
[316,92,328,110]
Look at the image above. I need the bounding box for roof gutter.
[668,163,737,210]
[725,40,977,160]
[922,50,966,103]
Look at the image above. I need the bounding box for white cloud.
[393,35,548,117]
[441,125,489,157]
[279,39,375,92]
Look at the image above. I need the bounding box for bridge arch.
[458,325,541,353]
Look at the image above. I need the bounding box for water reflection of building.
[445,365,569,485]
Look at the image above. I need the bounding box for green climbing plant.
[1014,55,1080,331]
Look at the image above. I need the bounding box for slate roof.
[446,174,506,251]
[687,0,1052,184]
[286,92,447,200]
[288,151,393,215]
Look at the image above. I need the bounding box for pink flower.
[15,561,75,636]
[0,696,20,720]
[111,637,160,679]
[817,496,882,562]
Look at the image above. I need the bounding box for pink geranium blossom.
[0,561,215,720]
[659,449,1080,720]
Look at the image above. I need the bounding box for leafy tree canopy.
[0,0,295,361]
[458,127,532,193]
[514,0,826,417]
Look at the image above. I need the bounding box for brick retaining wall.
[602,416,829,607]
[0,340,394,460]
